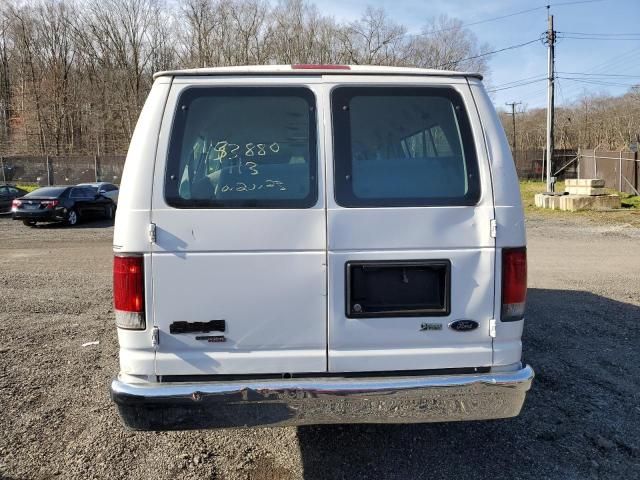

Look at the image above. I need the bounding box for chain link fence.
[512,149,578,181]
[0,155,126,186]
[577,148,639,195]
[6,150,634,194]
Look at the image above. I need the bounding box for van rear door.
[325,80,496,372]
[150,79,327,376]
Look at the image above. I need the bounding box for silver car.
[76,182,119,205]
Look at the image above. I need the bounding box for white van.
[110,65,533,430]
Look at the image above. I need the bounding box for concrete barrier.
[565,179,605,188]
[535,193,621,211]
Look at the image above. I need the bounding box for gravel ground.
[0,212,639,480]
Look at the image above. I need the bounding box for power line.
[520,85,551,105]
[558,35,640,41]
[558,31,640,36]
[556,78,568,106]
[491,74,549,88]
[558,50,640,99]
[536,45,640,102]
[505,102,522,161]
[418,0,602,37]
[487,78,548,93]
[580,46,640,74]
[420,6,544,36]
[548,0,603,6]
[559,77,640,88]
[556,72,640,78]
[436,38,542,69]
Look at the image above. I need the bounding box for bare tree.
[338,7,407,65]
[0,13,12,142]
[180,0,218,67]
[0,0,502,156]
[408,15,489,74]
[501,88,640,151]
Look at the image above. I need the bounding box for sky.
[314,0,640,112]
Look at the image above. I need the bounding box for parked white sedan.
[77,182,119,205]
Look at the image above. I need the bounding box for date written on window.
[217,180,287,193]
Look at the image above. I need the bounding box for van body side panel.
[468,81,525,248]
[113,79,171,376]
[113,78,171,252]
[469,80,526,366]
[150,79,327,375]
[324,79,496,372]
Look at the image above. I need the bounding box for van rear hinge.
[151,326,160,348]
[489,319,497,338]
[490,219,497,238]
[148,223,157,243]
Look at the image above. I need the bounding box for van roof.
[153,65,483,81]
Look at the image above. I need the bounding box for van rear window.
[331,87,480,207]
[165,87,317,208]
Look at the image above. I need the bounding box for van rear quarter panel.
[113,78,171,376]
[113,78,171,252]
[469,80,526,366]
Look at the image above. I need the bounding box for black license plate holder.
[346,260,450,318]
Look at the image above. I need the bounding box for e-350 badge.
[195,335,226,343]
[420,323,442,331]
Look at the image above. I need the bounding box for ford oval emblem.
[449,320,479,332]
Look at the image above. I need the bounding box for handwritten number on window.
[214,141,228,161]
[228,143,240,159]
[245,161,259,175]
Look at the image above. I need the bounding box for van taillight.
[501,247,527,321]
[113,255,145,329]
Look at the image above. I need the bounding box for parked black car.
[0,184,29,213]
[12,186,116,226]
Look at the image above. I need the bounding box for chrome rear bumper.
[111,364,534,430]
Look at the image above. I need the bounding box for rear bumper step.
[111,364,534,430]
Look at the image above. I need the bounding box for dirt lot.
[0,212,639,480]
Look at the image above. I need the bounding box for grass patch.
[519,180,564,213]
[15,184,40,193]
[620,192,640,209]
[520,180,640,227]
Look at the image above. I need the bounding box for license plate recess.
[346,260,451,318]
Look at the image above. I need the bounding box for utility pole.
[545,8,556,192]
[505,101,521,163]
